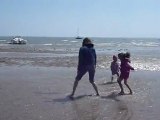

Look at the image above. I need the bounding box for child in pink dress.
[117,52,134,95]
[110,55,119,82]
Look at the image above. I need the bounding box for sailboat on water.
[75,28,83,39]
[75,36,83,39]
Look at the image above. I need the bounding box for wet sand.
[0,65,160,120]
[0,44,113,69]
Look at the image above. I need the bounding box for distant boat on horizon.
[75,36,83,39]
[75,28,83,39]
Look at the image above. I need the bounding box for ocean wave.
[97,56,160,71]
[96,41,159,47]
[131,42,159,47]
[43,43,53,46]
[132,62,160,71]
[70,41,78,43]
[96,43,115,47]
[98,62,160,71]
[0,40,6,42]
[61,40,68,42]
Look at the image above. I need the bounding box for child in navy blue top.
[69,37,99,98]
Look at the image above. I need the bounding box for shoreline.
[1,48,160,71]
[0,65,160,120]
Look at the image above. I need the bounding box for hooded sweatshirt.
[78,43,96,68]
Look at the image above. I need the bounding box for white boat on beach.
[9,37,27,44]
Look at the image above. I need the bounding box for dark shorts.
[76,65,95,83]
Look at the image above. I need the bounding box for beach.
[1,0,160,119]
[0,37,160,120]
[0,65,160,120]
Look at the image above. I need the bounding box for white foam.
[96,43,114,47]
[98,59,160,71]
[43,43,53,46]
[132,62,160,71]
[70,41,78,43]
[62,40,68,42]
[131,42,159,47]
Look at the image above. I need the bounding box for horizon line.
[0,36,160,39]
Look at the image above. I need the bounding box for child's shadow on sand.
[99,81,117,85]
[101,92,132,102]
[48,91,124,103]
[101,92,121,102]
[52,92,121,103]
[34,91,59,95]
[51,95,88,103]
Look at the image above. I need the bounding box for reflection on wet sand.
[112,101,133,120]
[52,92,133,120]
[101,92,133,120]
[70,97,100,120]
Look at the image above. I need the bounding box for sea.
[0,36,160,71]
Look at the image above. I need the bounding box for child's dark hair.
[118,52,131,60]
[118,53,125,60]
[125,52,130,58]
[82,37,92,46]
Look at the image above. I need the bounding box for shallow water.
[1,37,160,71]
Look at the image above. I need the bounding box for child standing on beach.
[69,37,99,98]
[117,52,134,95]
[110,55,119,82]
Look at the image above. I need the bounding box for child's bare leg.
[117,77,124,94]
[116,73,120,78]
[70,79,79,97]
[124,79,132,94]
[90,81,99,96]
[111,75,113,82]
[116,73,119,82]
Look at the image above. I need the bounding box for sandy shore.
[0,65,160,120]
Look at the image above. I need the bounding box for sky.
[0,0,160,37]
